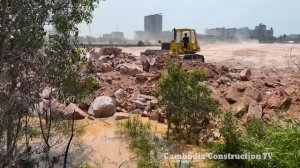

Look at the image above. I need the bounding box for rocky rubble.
[34,47,300,125]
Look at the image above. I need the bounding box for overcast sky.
[78,0,300,38]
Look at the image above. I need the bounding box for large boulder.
[240,69,251,81]
[117,63,143,76]
[65,103,88,120]
[88,96,116,118]
[99,48,122,56]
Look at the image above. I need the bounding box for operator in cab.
[183,33,189,49]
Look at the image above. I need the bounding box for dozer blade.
[183,54,205,62]
[140,50,167,56]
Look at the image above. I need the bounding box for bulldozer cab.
[171,28,200,54]
[158,28,204,62]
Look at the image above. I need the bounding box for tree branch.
[63,110,75,168]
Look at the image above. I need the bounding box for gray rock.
[114,89,126,100]
[218,76,231,84]
[88,96,116,118]
[144,101,151,112]
[117,63,143,76]
[137,97,147,103]
[228,73,240,80]
[127,103,136,112]
[133,100,145,109]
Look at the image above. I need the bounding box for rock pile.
[34,47,300,123]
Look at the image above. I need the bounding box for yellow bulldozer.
[141,28,205,62]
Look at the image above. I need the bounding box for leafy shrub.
[158,61,218,142]
[211,111,244,168]
[242,119,300,168]
[211,111,300,168]
[86,74,100,91]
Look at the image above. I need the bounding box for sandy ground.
[122,43,300,69]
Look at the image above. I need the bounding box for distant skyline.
[78,0,300,38]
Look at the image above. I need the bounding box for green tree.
[0,0,101,167]
[158,61,218,142]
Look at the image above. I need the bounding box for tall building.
[144,14,162,33]
[205,24,273,41]
[205,27,225,37]
[235,27,250,37]
[250,24,273,40]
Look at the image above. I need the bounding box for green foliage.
[211,111,300,168]
[76,162,93,168]
[86,74,100,91]
[118,116,159,168]
[220,111,242,155]
[211,111,244,168]
[242,119,300,168]
[19,158,37,168]
[158,60,218,142]
[0,0,101,166]
[28,126,41,138]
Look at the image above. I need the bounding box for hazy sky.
[78,0,300,38]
